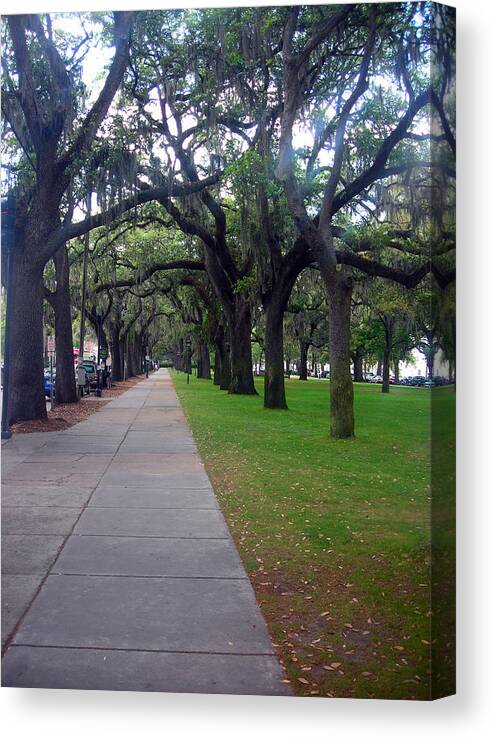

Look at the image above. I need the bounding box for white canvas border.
[2,1,492,736]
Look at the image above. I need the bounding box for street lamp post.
[185,336,192,384]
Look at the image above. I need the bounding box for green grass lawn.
[172,371,455,700]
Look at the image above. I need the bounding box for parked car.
[432,376,449,386]
[409,375,427,386]
[369,374,383,383]
[79,360,98,389]
[364,372,375,382]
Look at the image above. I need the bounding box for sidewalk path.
[2,370,290,695]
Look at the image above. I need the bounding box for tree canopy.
[1,3,455,435]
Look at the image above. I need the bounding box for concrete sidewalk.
[1,370,290,696]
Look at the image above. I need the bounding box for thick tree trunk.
[119,339,127,378]
[213,327,227,386]
[394,360,400,384]
[196,337,211,379]
[427,352,435,381]
[126,335,139,377]
[52,246,77,404]
[425,330,436,380]
[109,324,124,382]
[352,350,364,383]
[382,348,391,393]
[328,273,354,438]
[263,299,287,409]
[174,339,185,371]
[213,350,221,385]
[7,254,47,423]
[124,346,133,377]
[219,343,231,390]
[228,298,256,395]
[299,341,309,380]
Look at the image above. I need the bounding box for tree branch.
[57,12,134,171]
[331,86,433,214]
[94,260,205,293]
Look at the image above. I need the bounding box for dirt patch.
[10,374,149,434]
[247,562,384,697]
[101,374,148,398]
[11,398,111,433]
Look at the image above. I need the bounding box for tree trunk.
[427,351,435,380]
[328,273,354,438]
[382,349,391,393]
[219,343,231,390]
[213,350,221,385]
[352,350,364,383]
[109,324,124,382]
[227,298,256,395]
[376,359,382,377]
[299,340,309,380]
[394,359,400,384]
[52,246,77,404]
[263,299,287,409]
[196,337,211,379]
[126,334,139,377]
[175,339,185,371]
[7,254,47,423]
[213,327,227,386]
[381,321,392,394]
[100,327,109,367]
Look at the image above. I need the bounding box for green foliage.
[232,274,256,295]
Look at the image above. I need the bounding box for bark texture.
[227,298,256,395]
[196,336,211,379]
[328,273,354,438]
[264,300,287,409]
[8,254,46,423]
[299,341,309,381]
[51,246,77,404]
[352,349,364,383]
